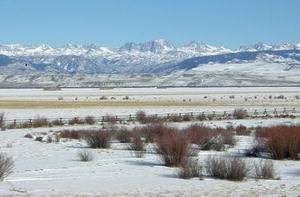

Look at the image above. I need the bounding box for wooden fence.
[3,107,299,129]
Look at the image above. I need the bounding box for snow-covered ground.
[0,87,300,120]
[0,119,300,196]
[0,87,300,196]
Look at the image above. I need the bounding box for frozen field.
[0,87,300,196]
[0,119,300,196]
[0,87,300,120]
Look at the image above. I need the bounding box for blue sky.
[0,0,299,49]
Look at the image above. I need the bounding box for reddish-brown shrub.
[196,114,206,121]
[128,133,145,158]
[256,125,300,160]
[114,128,131,143]
[155,130,191,167]
[138,124,170,143]
[235,124,251,136]
[135,111,162,124]
[233,108,248,119]
[103,115,117,124]
[185,124,234,151]
[169,114,183,122]
[83,130,112,149]
[85,116,96,125]
[186,124,211,145]
[136,110,147,123]
[68,117,85,125]
[144,115,162,124]
[218,128,235,146]
[51,119,64,126]
[19,121,32,128]
[182,114,192,121]
[32,117,49,128]
[59,130,84,139]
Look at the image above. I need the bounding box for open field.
[0,87,300,119]
[0,87,300,196]
[0,121,300,197]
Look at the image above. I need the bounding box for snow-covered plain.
[0,87,300,120]
[0,87,300,196]
[0,120,300,197]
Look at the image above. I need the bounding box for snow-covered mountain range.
[0,40,300,87]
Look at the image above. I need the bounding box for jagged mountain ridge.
[0,40,300,75]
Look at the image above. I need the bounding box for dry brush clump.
[137,123,170,143]
[77,150,93,162]
[235,124,251,136]
[34,136,43,142]
[178,158,203,179]
[68,117,85,125]
[252,159,276,179]
[24,133,33,138]
[182,114,192,121]
[32,117,49,128]
[136,110,147,123]
[51,119,64,126]
[233,108,248,119]
[114,128,131,143]
[0,113,5,130]
[0,153,14,181]
[85,116,96,125]
[196,113,206,121]
[83,130,112,149]
[103,115,117,124]
[128,133,145,158]
[255,125,300,160]
[135,111,162,124]
[186,124,235,151]
[169,114,183,122]
[155,129,193,167]
[58,129,85,139]
[205,156,249,181]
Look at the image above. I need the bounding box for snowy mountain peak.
[240,42,300,52]
[240,42,273,51]
[120,39,175,53]
[178,41,232,55]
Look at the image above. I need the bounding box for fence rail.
[2,107,299,129]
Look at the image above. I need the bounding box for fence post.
[254,109,258,117]
[283,108,287,114]
[223,111,227,119]
[263,109,267,115]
